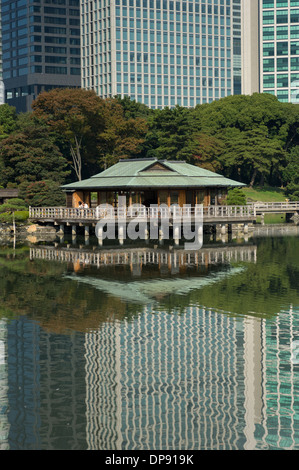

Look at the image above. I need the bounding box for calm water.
[0,228,299,450]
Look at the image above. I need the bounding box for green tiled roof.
[62,158,245,190]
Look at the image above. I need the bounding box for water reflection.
[30,243,257,304]
[0,236,298,450]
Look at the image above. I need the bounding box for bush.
[0,198,28,214]
[0,212,12,223]
[15,210,29,222]
[0,210,29,223]
[285,184,299,201]
[8,197,27,207]
[18,180,65,207]
[226,188,247,206]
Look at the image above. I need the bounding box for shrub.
[226,188,247,206]
[0,198,28,214]
[18,180,65,207]
[0,212,12,223]
[0,210,29,223]
[14,210,29,222]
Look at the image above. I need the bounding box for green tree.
[32,90,149,176]
[0,103,17,140]
[0,198,28,213]
[226,188,247,205]
[0,197,29,224]
[283,147,299,200]
[115,95,153,120]
[192,132,225,172]
[19,180,65,206]
[97,98,148,169]
[219,126,285,187]
[144,106,195,161]
[0,116,69,187]
[190,93,291,186]
[32,88,105,180]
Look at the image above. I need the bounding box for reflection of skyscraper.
[0,321,9,450]
[2,280,298,448]
[5,318,87,450]
[84,303,299,450]
[259,306,299,450]
[85,305,248,450]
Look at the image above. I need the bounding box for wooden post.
[174,225,180,245]
[118,225,125,245]
[220,223,226,235]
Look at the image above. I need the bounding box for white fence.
[251,202,299,214]
[29,204,255,221]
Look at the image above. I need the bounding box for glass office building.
[0,3,5,104]
[1,0,81,113]
[261,0,299,103]
[81,0,242,108]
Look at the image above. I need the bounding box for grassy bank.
[241,186,289,224]
[256,214,286,224]
[242,186,286,203]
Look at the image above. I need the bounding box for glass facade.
[261,0,299,103]
[1,0,81,112]
[0,3,4,104]
[81,0,242,108]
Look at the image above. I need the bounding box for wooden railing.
[30,245,258,267]
[29,204,255,221]
[251,201,299,214]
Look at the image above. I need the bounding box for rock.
[0,222,57,243]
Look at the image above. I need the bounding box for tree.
[0,104,17,140]
[19,180,65,207]
[218,126,285,187]
[97,98,148,169]
[283,147,299,200]
[226,188,247,206]
[144,105,195,161]
[115,95,153,120]
[190,94,292,186]
[0,115,69,188]
[32,88,105,180]
[192,133,224,172]
[0,197,29,224]
[32,90,149,176]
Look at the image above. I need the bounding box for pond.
[0,228,299,450]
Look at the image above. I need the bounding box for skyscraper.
[240,0,260,95]
[81,0,243,109]
[1,0,81,113]
[260,0,299,103]
[0,3,5,104]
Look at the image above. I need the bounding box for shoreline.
[0,221,298,246]
[0,222,57,244]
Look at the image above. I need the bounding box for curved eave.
[62,176,245,191]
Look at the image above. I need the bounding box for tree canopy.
[0,91,298,200]
[32,88,105,180]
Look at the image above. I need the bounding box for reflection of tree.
[160,237,299,317]
[0,250,141,333]
[0,237,299,332]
